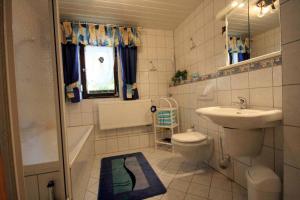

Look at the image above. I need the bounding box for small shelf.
[155,123,178,129]
[153,98,180,152]
[155,139,172,146]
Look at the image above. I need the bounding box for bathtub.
[67,125,95,200]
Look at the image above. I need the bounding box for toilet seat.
[172,132,207,143]
[171,131,213,162]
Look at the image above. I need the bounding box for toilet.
[246,165,281,200]
[171,131,213,162]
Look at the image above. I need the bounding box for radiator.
[98,99,152,130]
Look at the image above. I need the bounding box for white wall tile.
[68,103,81,114]
[282,40,300,85]
[217,91,231,106]
[249,68,273,88]
[280,0,300,44]
[280,20,299,197]
[139,72,149,83]
[275,150,283,179]
[264,128,274,148]
[250,87,273,107]
[231,73,249,89]
[233,161,248,188]
[273,87,282,108]
[252,146,275,170]
[105,137,118,153]
[275,126,283,150]
[127,136,139,150]
[95,139,105,154]
[117,137,129,151]
[139,134,149,148]
[284,165,300,200]
[283,85,300,126]
[273,65,282,86]
[284,126,300,169]
[217,76,231,91]
[68,113,82,127]
[81,112,93,125]
[80,100,93,113]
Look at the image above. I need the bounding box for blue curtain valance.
[60,21,142,47]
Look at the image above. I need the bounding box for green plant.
[172,70,188,84]
[181,70,187,80]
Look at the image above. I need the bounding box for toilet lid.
[172,132,207,143]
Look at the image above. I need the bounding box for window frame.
[79,45,119,99]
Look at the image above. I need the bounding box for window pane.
[84,46,115,94]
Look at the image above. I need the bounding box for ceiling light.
[271,3,276,10]
[258,8,264,17]
[238,3,245,8]
[262,6,270,14]
[257,3,264,17]
[270,1,276,13]
[231,1,239,8]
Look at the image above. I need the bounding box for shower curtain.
[61,43,81,103]
[118,46,139,100]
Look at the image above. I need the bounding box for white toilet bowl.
[171,131,213,162]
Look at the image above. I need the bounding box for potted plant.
[172,70,188,85]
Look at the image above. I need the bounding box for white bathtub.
[67,125,95,200]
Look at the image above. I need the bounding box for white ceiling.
[59,0,203,30]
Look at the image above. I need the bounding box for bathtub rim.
[67,125,94,167]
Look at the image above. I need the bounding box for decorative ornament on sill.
[99,57,104,63]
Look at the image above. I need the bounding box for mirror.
[249,0,281,58]
[227,0,250,65]
[226,0,280,65]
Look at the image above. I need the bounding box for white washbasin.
[196,106,282,129]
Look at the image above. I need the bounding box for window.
[80,45,119,98]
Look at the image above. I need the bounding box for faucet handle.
[237,96,247,109]
[237,96,246,102]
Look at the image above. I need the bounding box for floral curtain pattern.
[60,21,141,47]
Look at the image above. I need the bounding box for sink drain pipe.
[219,135,231,169]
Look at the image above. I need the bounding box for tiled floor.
[84,147,248,200]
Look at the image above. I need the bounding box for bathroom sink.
[196,106,282,129]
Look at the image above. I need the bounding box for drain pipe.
[219,136,231,169]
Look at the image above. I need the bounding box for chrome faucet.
[237,97,247,109]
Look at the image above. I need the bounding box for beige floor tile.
[232,183,248,200]
[211,172,232,191]
[209,188,233,200]
[144,194,164,200]
[161,188,186,200]
[174,171,194,182]
[184,194,208,200]
[168,179,190,192]
[187,182,210,198]
[191,170,212,186]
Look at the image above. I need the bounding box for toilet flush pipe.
[219,135,231,169]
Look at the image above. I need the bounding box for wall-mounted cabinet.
[219,0,281,68]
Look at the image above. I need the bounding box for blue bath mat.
[98,152,166,200]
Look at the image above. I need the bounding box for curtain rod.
[60,19,142,29]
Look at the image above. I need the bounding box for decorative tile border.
[170,55,282,87]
